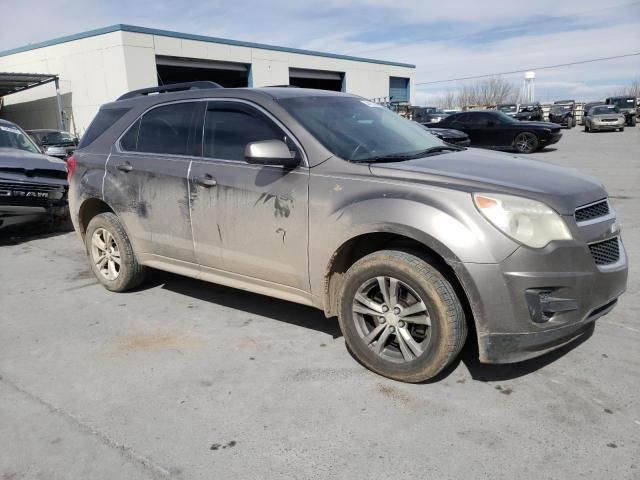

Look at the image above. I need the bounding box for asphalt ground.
[1,125,638,479]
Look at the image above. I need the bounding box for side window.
[449,114,469,126]
[136,103,198,156]
[203,104,299,162]
[120,119,140,151]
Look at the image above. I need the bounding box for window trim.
[116,98,308,167]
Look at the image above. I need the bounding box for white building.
[0,25,415,135]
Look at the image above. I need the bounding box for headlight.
[473,193,572,248]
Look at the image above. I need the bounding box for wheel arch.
[77,197,115,239]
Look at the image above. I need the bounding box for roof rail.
[117,81,222,101]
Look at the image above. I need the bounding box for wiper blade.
[355,145,464,163]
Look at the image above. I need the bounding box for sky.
[2,0,639,105]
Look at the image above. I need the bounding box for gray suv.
[69,82,628,382]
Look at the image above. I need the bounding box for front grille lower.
[575,199,610,223]
[588,237,620,265]
[0,197,50,207]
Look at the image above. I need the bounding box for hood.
[0,148,67,174]
[517,121,560,129]
[427,128,467,138]
[368,148,606,214]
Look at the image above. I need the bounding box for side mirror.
[245,140,299,167]
[74,137,79,146]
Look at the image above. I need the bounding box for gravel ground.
[1,126,638,480]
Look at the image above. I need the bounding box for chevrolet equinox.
[68,82,628,382]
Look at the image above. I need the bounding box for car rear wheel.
[514,132,538,154]
[84,212,146,292]
[338,250,467,383]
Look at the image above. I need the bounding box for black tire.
[514,132,539,154]
[338,250,467,383]
[631,117,637,127]
[84,212,146,292]
[620,127,625,132]
[584,124,589,132]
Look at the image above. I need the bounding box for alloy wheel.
[515,132,536,153]
[90,227,121,281]
[352,276,432,363]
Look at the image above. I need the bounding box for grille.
[0,181,59,192]
[0,197,50,207]
[588,238,620,265]
[575,200,609,222]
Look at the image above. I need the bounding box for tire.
[631,117,637,127]
[84,212,146,292]
[584,124,589,132]
[620,127,625,132]
[338,250,467,383]
[514,132,539,154]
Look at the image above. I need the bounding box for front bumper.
[453,237,628,363]
[540,132,562,146]
[591,122,625,131]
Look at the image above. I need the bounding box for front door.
[105,101,202,263]
[189,101,309,291]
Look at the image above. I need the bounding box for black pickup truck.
[0,119,68,230]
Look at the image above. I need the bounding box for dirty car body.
[0,120,68,230]
[69,86,628,380]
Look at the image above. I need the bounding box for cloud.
[1,0,639,102]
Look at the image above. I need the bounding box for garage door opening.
[156,56,249,88]
[389,77,409,103]
[289,68,344,91]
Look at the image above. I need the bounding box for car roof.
[0,118,18,127]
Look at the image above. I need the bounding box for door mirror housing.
[245,140,299,167]
[74,137,79,146]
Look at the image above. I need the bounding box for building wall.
[0,30,415,135]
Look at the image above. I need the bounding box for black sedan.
[428,110,562,154]
[420,125,470,147]
[0,120,68,230]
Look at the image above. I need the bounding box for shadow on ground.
[146,269,342,339]
[0,219,73,246]
[142,269,594,383]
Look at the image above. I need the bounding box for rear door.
[188,100,310,290]
[105,101,202,263]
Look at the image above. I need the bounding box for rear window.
[79,108,129,148]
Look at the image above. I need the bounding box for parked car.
[27,129,78,159]
[69,83,627,383]
[516,103,544,121]
[0,119,68,230]
[496,103,519,118]
[605,96,637,126]
[582,102,605,125]
[549,100,576,128]
[429,110,562,153]
[411,107,449,124]
[420,125,471,147]
[583,105,626,132]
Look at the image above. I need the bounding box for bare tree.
[433,76,520,109]
[615,78,640,97]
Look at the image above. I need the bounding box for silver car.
[584,105,626,132]
[68,83,628,382]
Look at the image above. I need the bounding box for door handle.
[116,162,133,172]
[195,174,217,187]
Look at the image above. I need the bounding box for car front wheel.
[338,250,467,383]
[514,132,539,154]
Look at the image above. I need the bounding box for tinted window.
[79,108,129,148]
[203,104,297,161]
[120,119,140,151]
[137,103,198,155]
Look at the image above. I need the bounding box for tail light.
[66,154,77,182]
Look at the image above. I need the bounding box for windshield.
[551,105,571,113]
[279,96,443,161]
[610,97,635,108]
[498,105,517,113]
[0,124,41,154]
[593,106,619,115]
[31,130,75,145]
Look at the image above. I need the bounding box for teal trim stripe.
[0,24,416,69]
